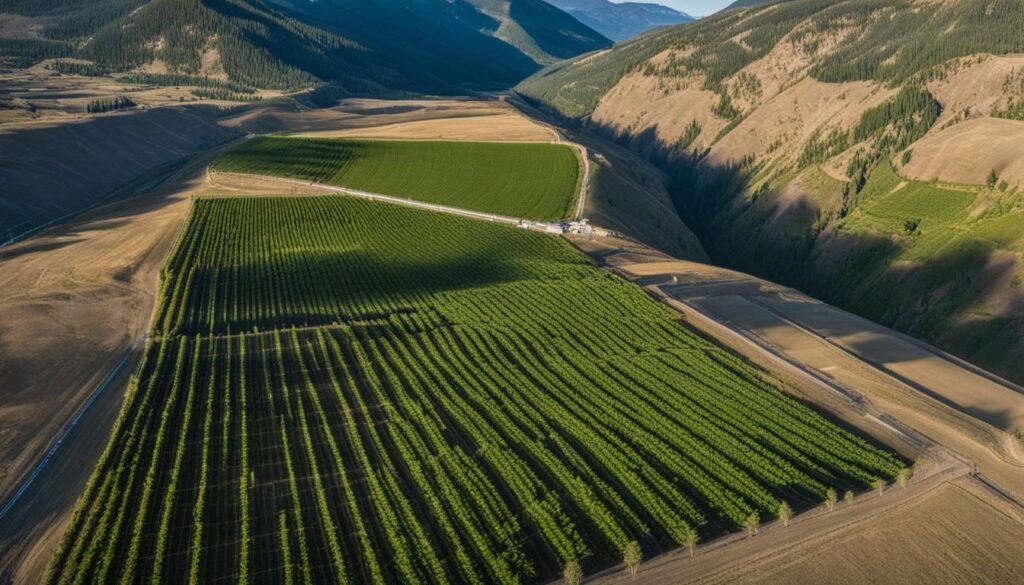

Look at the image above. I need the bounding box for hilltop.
[0,0,610,93]
[517,0,1024,383]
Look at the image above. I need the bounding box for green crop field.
[48,197,904,584]
[212,137,580,221]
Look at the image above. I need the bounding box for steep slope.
[0,106,240,240]
[517,0,1024,385]
[546,0,694,41]
[0,0,610,93]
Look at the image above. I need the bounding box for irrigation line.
[0,350,132,525]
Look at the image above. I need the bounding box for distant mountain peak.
[546,0,695,41]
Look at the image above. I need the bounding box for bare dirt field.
[600,479,1024,585]
[290,110,555,142]
[220,97,536,136]
[699,479,1024,585]
[926,54,1024,126]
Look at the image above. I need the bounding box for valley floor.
[0,98,564,583]
[2,96,1023,584]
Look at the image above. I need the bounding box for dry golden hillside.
[518,0,1024,385]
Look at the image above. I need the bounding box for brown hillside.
[900,117,1024,188]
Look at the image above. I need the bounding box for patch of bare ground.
[899,117,1024,188]
[204,170,342,197]
[220,97,517,135]
[590,71,726,153]
[695,479,1024,585]
[927,54,1024,126]
[725,19,855,113]
[0,105,240,237]
[0,140,238,584]
[289,111,554,142]
[707,79,893,167]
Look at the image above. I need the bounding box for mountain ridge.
[545,0,695,41]
[0,0,611,93]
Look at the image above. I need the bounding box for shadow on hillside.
[0,105,239,240]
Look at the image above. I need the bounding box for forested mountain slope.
[517,0,1024,384]
[0,0,610,93]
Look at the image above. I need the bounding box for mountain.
[545,0,694,41]
[0,0,611,93]
[722,0,783,9]
[517,0,1024,384]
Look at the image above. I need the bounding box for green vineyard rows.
[48,196,905,584]
[212,137,580,222]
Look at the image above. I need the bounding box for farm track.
[575,235,1024,582]
[209,171,569,232]
[212,137,580,222]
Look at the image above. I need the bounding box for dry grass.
[926,55,1024,126]
[591,71,725,153]
[0,142,234,583]
[291,111,554,142]
[708,78,892,168]
[705,480,1024,585]
[900,117,1024,188]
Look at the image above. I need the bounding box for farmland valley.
[2,1,1024,584]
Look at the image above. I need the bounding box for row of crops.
[48,196,905,584]
[211,137,580,222]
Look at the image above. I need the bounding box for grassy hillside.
[0,0,610,93]
[213,137,580,221]
[48,196,903,583]
[516,0,1024,385]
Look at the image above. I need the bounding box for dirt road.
[571,235,1024,584]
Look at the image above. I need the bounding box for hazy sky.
[611,0,733,17]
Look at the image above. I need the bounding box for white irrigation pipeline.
[219,173,571,233]
[0,350,132,525]
[571,145,590,222]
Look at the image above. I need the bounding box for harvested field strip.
[212,137,579,221]
[49,197,904,583]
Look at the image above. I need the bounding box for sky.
[610,0,733,17]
